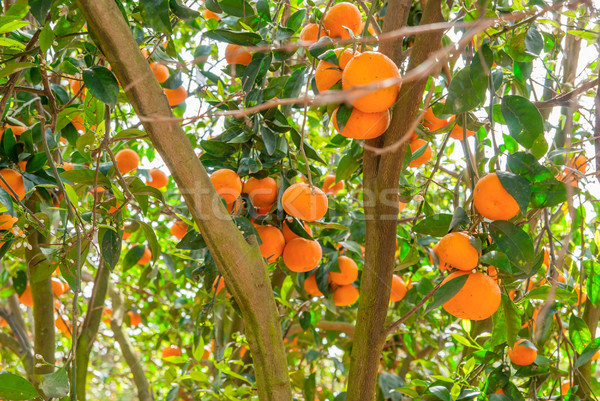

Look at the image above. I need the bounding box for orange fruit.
[473,173,520,221]
[487,265,500,284]
[0,124,26,138]
[304,273,324,296]
[322,175,344,195]
[114,149,140,174]
[0,169,26,200]
[435,232,479,271]
[128,311,141,327]
[52,278,69,297]
[329,255,358,285]
[69,78,85,97]
[0,318,7,327]
[225,44,252,66]
[102,308,112,324]
[333,285,359,306]
[495,389,504,395]
[389,274,407,302]
[213,277,226,295]
[281,182,328,222]
[55,317,72,338]
[170,220,188,240]
[341,51,401,113]
[256,225,285,263]
[592,350,600,361]
[61,162,74,171]
[150,62,169,83]
[423,108,452,131]
[508,339,537,366]
[560,381,571,395]
[256,204,273,216]
[408,139,432,167]
[315,48,358,93]
[450,124,476,140]
[282,238,322,272]
[543,248,550,267]
[323,2,362,39]
[147,168,169,189]
[282,219,312,242]
[332,107,390,139]
[203,9,220,20]
[567,154,588,174]
[165,85,188,107]
[0,214,17,230]
[122,231,132,240]
[18,284,33,307]
[243,176,278,207]
[398,201,406,213]
[138,247,152,265]
[210,168,243,205]
[299,23,328,47]
[162,345,182,359]
[71,116,96,132]
[442,271,501,320]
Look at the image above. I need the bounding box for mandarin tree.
[0,0,599,401]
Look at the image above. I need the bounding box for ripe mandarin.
[442,271,501,320]
[304,273,324,296]
[332,107,390,139]
[329,255,358,285]
[256,225,285,263]
[323,2,362,39]
[473,173,520,221]
[341,51,401,113]
[282,238,322,272]
[210,168,243,205]
[321,174,344,195]
[508,339,537,366]
[114,149,140,174]
[0,169,26,200]
[243,176,278,207]
[435,232,479,271]
[147,168,169,189]
[333,285,359,306]
[281,182,328,222]
[225,44,252,66]
[389,274,407,302]
[408,139,432,167]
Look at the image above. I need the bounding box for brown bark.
[74,1,291,399]
[345,1,446,400]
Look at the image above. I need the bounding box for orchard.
[0,0,599,400]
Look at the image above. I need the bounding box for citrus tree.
[0,0,599,400]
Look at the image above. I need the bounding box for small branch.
[384,279,444,337]
[107,282,155,401]
[286,321,355,338]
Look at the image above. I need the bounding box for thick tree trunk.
[74,1,292,399]
[345,1,445,400]
[75,263,110,400]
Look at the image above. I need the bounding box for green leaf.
[100,227,121,271]
[29,0,53,24]
[285,218,313,240]
[489,221,534,274]
[0,37,25,50]
[480,251,512,274]
[40,368,69,398]
[205,0,222,13]
[335,154,360,183]
[427,274,469,313]
[123,245,146,271]
[496,171,531,214]
[502,294,520,346]
[448,207,469,232]
[0,19,29,34]
[170,0,200,19]
[289,129,325,164]
[574,338,600,369]
[308,36,335,59]
[201,139,238,157]
[524,27,543,55]
[61,169,111,187]
[261,126,278,155]
[137,220,161,262]
[39,24,54,53]
[140,0,172,34]
[569,315,591,354]
[204,29,262,45]
[444,66,485,114]
[0,188,15,216]
[256,0,270,20]
[0,62,35,80]
[587,275,600,306]
[0,371,39,400]
[500,95,543,149]
[335,105,352,133]
[219,0,254,17]
[287,9,306,32]
[112,128,147,140]
[82,66,120,106]
[470,44,494,94]
[413,214,453,237]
